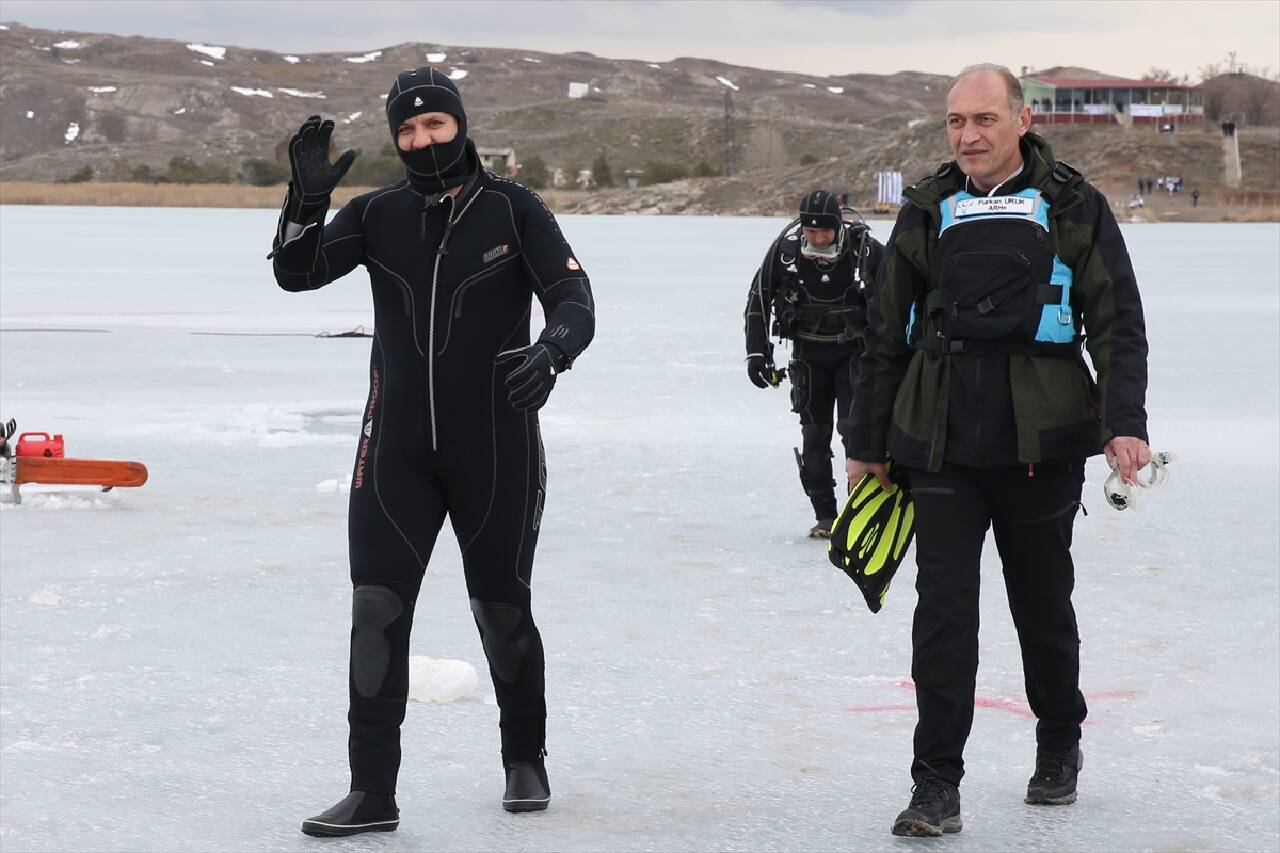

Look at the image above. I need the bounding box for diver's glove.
[746,353,777,389]
[285,115,357,222]
[497,342,567,412]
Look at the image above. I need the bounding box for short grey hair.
[952,63,1025,114]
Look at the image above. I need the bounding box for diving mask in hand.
[1103,451,1173,511]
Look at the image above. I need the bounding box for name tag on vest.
[954,195,1036,217]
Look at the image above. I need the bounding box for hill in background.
[1,21,1276,216]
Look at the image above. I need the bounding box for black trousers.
[343,361,548,794]
[788,340,860,520]
[906,461,1088,787]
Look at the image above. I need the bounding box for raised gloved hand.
[746,354,778,389]
[497,342,568,412]
[286,115,357,221]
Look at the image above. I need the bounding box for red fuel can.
[16,432,66,458]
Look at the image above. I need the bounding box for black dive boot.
[892,776,962,837]
[1025,746,1083,805]
[301,790,399,837]
[503,757,551,812]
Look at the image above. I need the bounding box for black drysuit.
[744,222,884,521]
[272,169,594,794]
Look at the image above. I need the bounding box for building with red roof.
[1019,67,1205,126]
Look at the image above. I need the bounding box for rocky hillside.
[1,21,1276,217]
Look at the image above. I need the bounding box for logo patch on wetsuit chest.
[482,243,510,263]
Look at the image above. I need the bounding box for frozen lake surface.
[1,206,1278,851]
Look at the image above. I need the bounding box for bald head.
[950,64,1024,115]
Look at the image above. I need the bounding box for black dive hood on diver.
[797,189,846,263]
[386,66,477,194]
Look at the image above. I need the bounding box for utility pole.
[723,90,735,177]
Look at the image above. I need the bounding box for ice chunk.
[716,76,739,91]
[345,50,382,64]
[230,86,273,98]
[427,52,447,62]
[448,68,468,80]
[186,43,226,60]
[315,472,352,495]
[278,88,325,99]
[30,588,63,607]
[64,121,79,143]
[407,657,478,703]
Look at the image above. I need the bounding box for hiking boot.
[1026,745,1083,805]
[503,757,551,812]
[891,776,962,837]
[300,790,399,837]
[809,518,836,539]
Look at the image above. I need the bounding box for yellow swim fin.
[827,462,916,613]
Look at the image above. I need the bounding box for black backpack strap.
[1039,160,1083,205]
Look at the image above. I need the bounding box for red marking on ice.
[844,679,1139,720]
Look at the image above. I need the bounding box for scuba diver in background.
[744,190,885,538]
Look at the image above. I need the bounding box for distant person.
[1156,176,1165,190]
[1192,188,1200,207]
[1136,177,1144,195]
[269,67,595,836]
[744,190,884,538]
[847,63,1151,838]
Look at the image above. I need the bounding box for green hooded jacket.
[847,132,1149,470]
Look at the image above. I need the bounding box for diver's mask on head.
[799,226,845,263]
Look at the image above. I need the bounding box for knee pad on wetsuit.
[470,599,529,684]
[351,585,407,699]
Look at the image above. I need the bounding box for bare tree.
[1242,67,1278,125]
[1146,66,1188,85]
[1197,62,1223,84]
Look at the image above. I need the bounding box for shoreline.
[0,181,1276,222]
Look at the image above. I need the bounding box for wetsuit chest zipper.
[427,189,483,452]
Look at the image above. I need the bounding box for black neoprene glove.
[497,342,568,412]
[747,354,776,389]
[286,115,357,222]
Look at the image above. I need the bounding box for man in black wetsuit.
[269,68,595,836]
[744,190,884,538]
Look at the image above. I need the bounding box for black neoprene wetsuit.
[271,169,594,794]
[744,221,884,521]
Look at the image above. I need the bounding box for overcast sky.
[2,0,1277,81]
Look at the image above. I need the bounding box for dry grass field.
[0,182,590,211]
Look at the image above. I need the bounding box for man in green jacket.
[845,64,1151,837]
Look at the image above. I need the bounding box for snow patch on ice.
[282,55,300,64]
[408,657,477,703]
[63,122,79,143]
[53,40,81,49]
[2,490,115,510]
[87,86,117,94]
[278,87,325,99]
[186,43,226,60]
[230,86,273,98]
[345,50,382,64]
[716,76,739,91]
[315,472,352,495]
[427,52,447,62]
[827,86,844,94]
[30,588,64,607]
[341,111,362,124]
[448,68,468,80]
